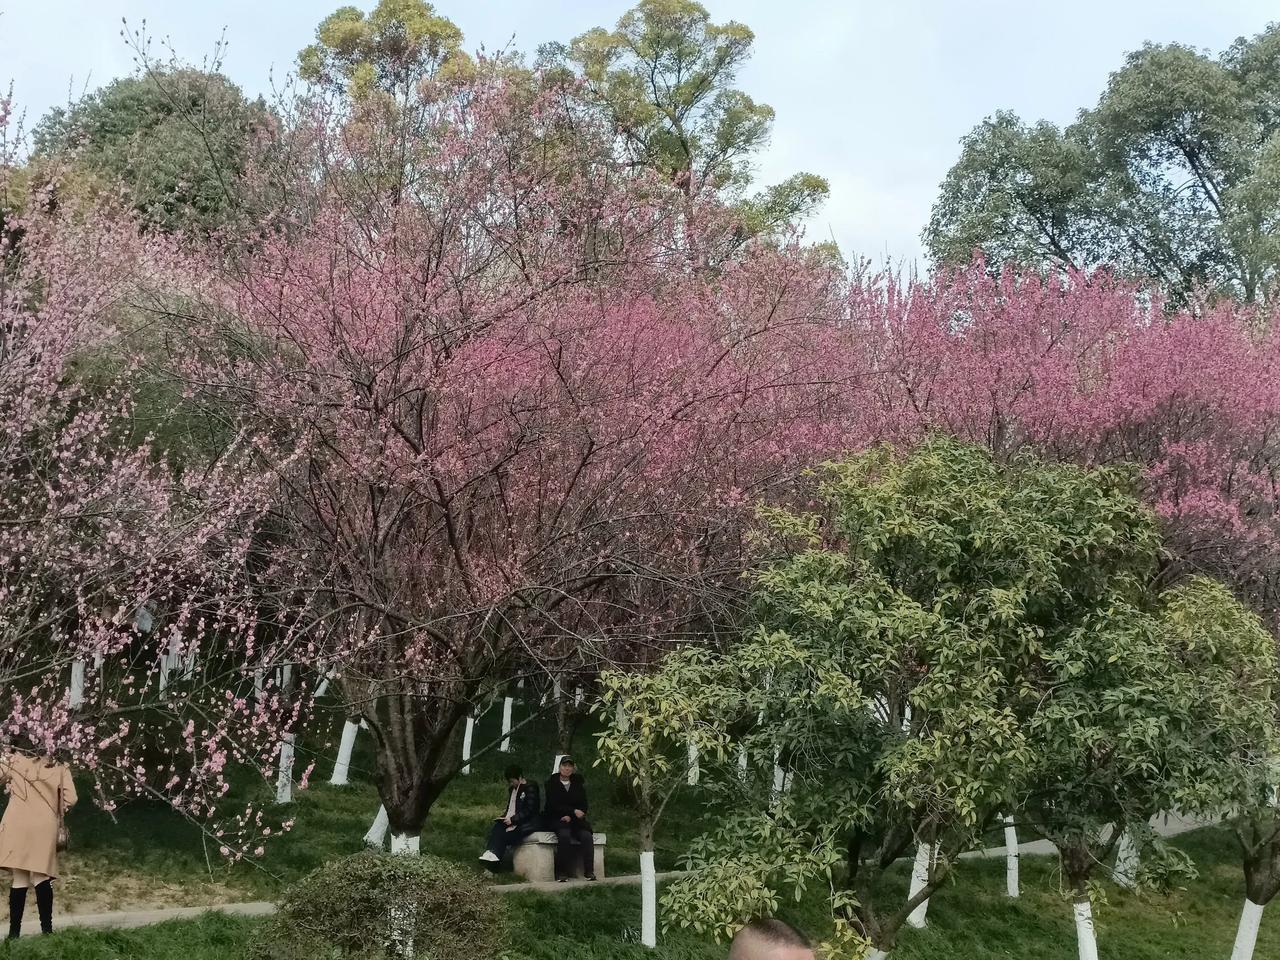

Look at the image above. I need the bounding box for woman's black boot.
[7,885,26,939]
[33,881,53,935]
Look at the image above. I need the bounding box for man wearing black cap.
[543,756,596,881]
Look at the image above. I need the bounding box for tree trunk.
[1003,814,1020,898]
[1072,896,1099,960]
[330,719,360,786]
[687,741,700,786]
[640,848,657,949]
[461,715,475,775]
[499,697,514,753]
[1113,827,1139,890]
[68,660,85,710]
[365,805,389,848]
[906,842,936,928]
[275,733,296,804]
[1230,899,1266,960]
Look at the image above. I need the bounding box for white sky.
[1,1,1276,267]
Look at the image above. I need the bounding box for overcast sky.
[2,1,1275,266]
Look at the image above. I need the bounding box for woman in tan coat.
[0,750,76,938]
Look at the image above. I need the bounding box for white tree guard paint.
[737,743,748,776]
[616,701,630,734]
[461,716,475,775]
[275,733,296,804]
[314,673,331,699]
[1002,814,1020,898]
[1113,828,1139,890]
[902,701,913,733]
[687,741,700,786]
[69,660,86,709]
[93,650,104,672]
[390,832,420,855]
[279,663,293,690]
[574,685,584,708]
[364,805,389,848]
[552,678,562,702]
[133,605,154,633]
[1073,900,1099,960]
[183,651,196,681]
[500,697,514,753]
[1230,898,1265,960]
[906,842,935,928]
[553,753,567,774]
[640,850,658,948]
[770,747,785,805]
[517,676,526,693]
[330,719,360,785]
[253,669,265,699]
[867,950,888,960]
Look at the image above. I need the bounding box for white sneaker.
[478,850,499,862]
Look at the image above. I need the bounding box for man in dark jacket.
[479,764,540,866]
[543,756,596,881]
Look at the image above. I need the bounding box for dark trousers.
[486,820,529,861]
[554,818,595,878]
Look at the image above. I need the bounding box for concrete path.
[21,870,690,936]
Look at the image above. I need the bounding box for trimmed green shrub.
[254,851,507,959]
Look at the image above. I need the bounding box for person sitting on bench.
[543,756,596,882]
[478,764,540,866]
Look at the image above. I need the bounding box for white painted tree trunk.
[1230,898,1265,960]
[500,697,514,753]
[1073,899,1100,960]
[253,669,265,699]
[867,951,889,960]
[552,677,562,702]
[1113,828,1139,890]
[275,733,296,804]
[1003,814,1020,898]
[906,842,935,928]
[314,672,331,699]
[330,719,360,786]
[737,743,748,776]
[553,753,567,774]
[640,850,657,948]
[389,833,420,959]
[687,740,700,786]
[574,684,583,708]
[616,701,630,734]
[516,676,525,694]
[183,651,196,680]
[461,716,475,775]
[390,832,420,855]
[69,660,86,709]
[364,805,389,848]
[770,747,785,805]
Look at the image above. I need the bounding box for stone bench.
[511,831,606,882]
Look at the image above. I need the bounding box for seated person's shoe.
[585,874,597,881]
[478,850,499,862]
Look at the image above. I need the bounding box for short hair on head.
[503,764,522,780]
[728,918,813,959]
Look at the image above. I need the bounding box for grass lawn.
[51,699,710,911]
[2,827,1274,959]
[7,700,1275,957]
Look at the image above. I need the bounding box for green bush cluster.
[254,851,506,959]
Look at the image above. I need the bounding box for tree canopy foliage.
[927,22,1280,305]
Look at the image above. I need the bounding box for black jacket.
[504,780,541,831]
[543,773,589,824]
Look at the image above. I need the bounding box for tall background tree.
[927,22,1280,306]
[545,0,829,246]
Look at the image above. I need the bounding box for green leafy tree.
[661,439,1272,958]
[33,69,268,237]
[549,0,827,239]
[594,649,737,949]
[297,0,468,102]
[928,22,1280,305]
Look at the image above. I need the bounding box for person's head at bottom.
[728,919,814,960]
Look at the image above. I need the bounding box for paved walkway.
[25,816,1217,936]
[27,870,691,936]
